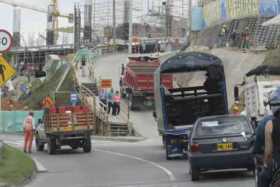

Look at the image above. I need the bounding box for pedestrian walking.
[81,57,86,77]
[99,88,108,110]
[241,27,250,51]
[218,24,227,47]
[23,112,35,153]
[107,88,114,114]
[113,91,121,116]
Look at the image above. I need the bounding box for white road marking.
[96,149,176,183]
[32,157,48,173]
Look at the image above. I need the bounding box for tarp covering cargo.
[160,52,224,74]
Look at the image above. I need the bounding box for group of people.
[99,88,121,116]
[219,24,251,51]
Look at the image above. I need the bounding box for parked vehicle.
[188,115,255,181]
[241,65,280,123]
[35,92,95,154]
[121,56,172,110]
[154,52,228,160]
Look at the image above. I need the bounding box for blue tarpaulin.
[220,0,228,21]
[259,0,280,17]
[192,7,205,31]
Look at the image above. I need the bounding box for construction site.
[0,0,191,138]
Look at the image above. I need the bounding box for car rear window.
[195,117,251,137]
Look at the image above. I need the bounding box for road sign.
[70,92,78,106]
[0,30,13,52]
[100,79,112,88]
[0,55,16,87]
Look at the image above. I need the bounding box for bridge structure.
[8,44,74,72]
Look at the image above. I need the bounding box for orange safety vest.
[42,96,54,109]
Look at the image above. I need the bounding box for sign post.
[0,29,13,133]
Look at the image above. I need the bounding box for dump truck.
[121,56,172,110]
[35,92,95,154]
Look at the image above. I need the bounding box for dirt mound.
[1,98,27,111]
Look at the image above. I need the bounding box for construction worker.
[23,112,35,153]
[42,95,54,109]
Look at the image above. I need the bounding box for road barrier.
[0,111,44,133]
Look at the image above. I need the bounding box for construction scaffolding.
[92,0,189,42]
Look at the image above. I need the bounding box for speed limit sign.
[0,29,13,52]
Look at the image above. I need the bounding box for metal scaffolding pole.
[128,0,133,54]
[112,0,116,44]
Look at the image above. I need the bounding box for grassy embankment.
[0,145,35,185]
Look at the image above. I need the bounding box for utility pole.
[128,0,133,54]
[112,0,116,45]
[188,0,192,42]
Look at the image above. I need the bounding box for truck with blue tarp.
[154,52,229,159]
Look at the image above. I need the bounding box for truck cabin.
[242,65,280,122]
[154,52,228,130]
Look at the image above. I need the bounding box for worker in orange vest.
[42,95,54,109]
[23,112,35,153]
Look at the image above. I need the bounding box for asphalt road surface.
[4,53,254,187]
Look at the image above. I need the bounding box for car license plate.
[217,143,233,151]
[64,126,73,132]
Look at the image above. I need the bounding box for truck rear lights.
[190,144,200,152]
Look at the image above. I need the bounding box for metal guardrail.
[80,84,109,124]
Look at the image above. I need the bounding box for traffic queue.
[152,51,280,186]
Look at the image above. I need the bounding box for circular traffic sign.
[0,29,13,52]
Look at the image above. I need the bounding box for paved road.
[3,135,253,187]
[2,53,254,187]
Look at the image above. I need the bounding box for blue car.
[188,115,255,181]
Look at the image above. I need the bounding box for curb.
[94,136,146,143]
[32,157,47,173]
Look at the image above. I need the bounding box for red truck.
[121,56,172,110]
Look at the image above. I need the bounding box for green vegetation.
[2,53,13,62]
[23,63,67,109]
[0,145,35,185]
[59,67,76,91]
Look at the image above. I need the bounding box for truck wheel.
[190,166,200,181]
[47,138,56,155]
[35,138,44,151]
[83,137,92,153]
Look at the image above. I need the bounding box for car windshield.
[195,116,251,137]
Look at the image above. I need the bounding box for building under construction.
[92,0,190,42]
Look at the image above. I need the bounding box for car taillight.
[190,144,200,152]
